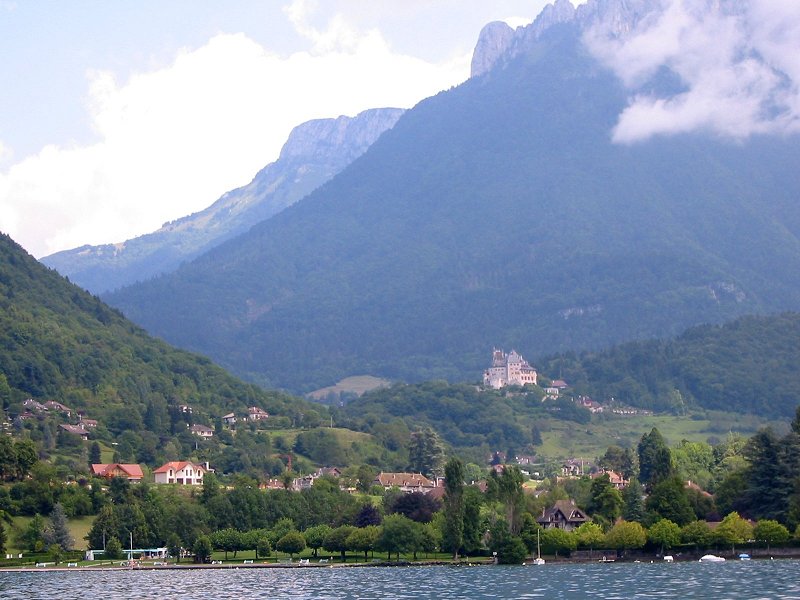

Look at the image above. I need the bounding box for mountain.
[0,231,316,435]
[539,312,800,419]
[106,0,800,393]
[41,108,405,294]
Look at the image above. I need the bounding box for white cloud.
[584,0,800,143]
[0,7,469,258]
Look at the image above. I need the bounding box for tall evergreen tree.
[442,457,465,559]
[407,427,445,477]
[622,478,645,523]
[742,428,785,521]
[43,503,74,551]
[638,428,673,489]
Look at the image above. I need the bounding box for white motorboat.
[699,554,726,562]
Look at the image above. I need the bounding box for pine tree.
[43,502,74,551]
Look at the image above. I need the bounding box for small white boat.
[529,530,545,565]
[699,554,726,562]
[663,555,674,562]
[738,554,751,561]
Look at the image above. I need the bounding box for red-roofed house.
[91,463,144,482]
[153,461,208,485]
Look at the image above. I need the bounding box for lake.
[1,560,799,599]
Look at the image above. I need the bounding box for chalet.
[80,418,98,429]
[374,472,437,494]
[483,349,538,389]
[221,413,237,426]
[537,499,590,531]
[59,424,89,440]
[153,461,209,485]
[44,401,73,416]
[91,463,144,482]
[189,424,214,438]
[247,406,269,421]
[22,399,47,412]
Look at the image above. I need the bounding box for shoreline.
[3,553,799,573]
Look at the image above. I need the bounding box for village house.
[544,379,569,398]
[153,461,210,485]
[247,406,269,421]
[221,412,237,426]
[374,472,437,494]
[483,348,538,389]
[591,469,629,489]
[578,396,604,413]
[91,463,144,482]
[189,424,214,438]
[44,401,73,416]
[59,424,89,440]
[537,499,590,531]
[22,399,47,412]
[79,418,98,428]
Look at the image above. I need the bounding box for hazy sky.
[0,0,564,258]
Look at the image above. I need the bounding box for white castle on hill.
[483,348,538,389]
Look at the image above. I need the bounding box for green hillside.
[0,232,325,475]
[539,312,800,419]
[106,22,800,393]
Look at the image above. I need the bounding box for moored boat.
[699,554,726,562]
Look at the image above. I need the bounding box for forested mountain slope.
[0,232,317,432]
[106,13,800,393]
[540,312,800,419]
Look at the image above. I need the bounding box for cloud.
[584,0,800,143]
[0,8,469,258]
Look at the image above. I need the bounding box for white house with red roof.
[153,461,208,485]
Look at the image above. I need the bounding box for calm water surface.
[2,560,799,599]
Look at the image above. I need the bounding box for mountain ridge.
[41,107,404,294]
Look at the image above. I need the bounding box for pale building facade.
[483,348,538,388]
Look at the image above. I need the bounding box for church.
[483,348,538,389]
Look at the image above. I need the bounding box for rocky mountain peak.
[280,108,405,163]
[470,21,516,78]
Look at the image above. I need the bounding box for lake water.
[1,560,799,599]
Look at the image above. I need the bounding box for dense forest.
[539,313,800,419]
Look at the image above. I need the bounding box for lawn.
[6,514,95,553]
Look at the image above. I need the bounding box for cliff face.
[42,107,404,294]
[470,21,515,78]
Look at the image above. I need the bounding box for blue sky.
[0,0,555,257]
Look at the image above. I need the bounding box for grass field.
[307,375,391,400]
[6,514,95,553]
[536,410,777,462]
